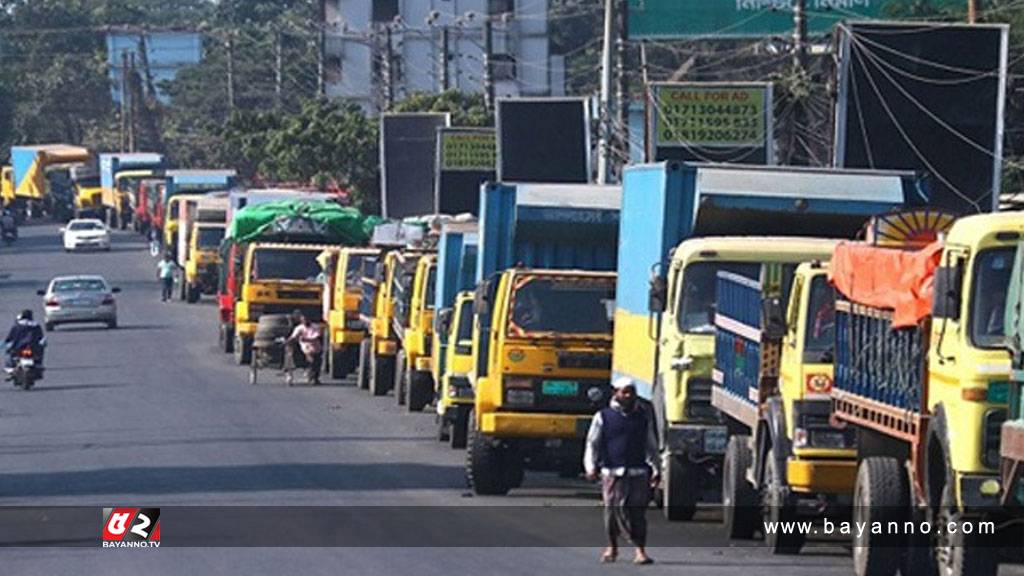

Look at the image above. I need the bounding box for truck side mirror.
[437,308,453,334]
[932,265,962,321]
[762,296,786,339]
[474,281,491,316]
[648,276,667,313]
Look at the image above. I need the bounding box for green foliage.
[392,91,493,126]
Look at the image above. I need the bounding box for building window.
[491,53,516,81]
[488,0,514,16]
[372,0,399,22]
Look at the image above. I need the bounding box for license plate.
[19,359,34,367]
[542,380,578,396]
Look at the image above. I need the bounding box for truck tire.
[407,370,433,413]
[450,406,469,450]
[233,334,253,365]
[466,410,511,496]
[437,415,451,442]
[662,453,698,521]
[177,273,187,301]
[220,323,234,353]
[369,353,394,397]
[394,350,407,406]
[722,435,758,540]
[852,457,908,576]
[330,349,347,380]
[356,340,371,390]
[763,448,805,554]
[186,284,200,304]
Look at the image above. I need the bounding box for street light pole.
[596,0,615,184]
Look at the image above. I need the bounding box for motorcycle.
[10,348,42,390]
[2,227,17,246]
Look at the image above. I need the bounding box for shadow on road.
[0,462,466,496]
[16,382,129,393]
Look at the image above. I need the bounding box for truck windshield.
[804,275,836,360]
[251,249,322,282]
[456,298,474,341]
[169,202,179,219]
[425,266,437,309]
[508,276,615,338]
[677,262,760,333]
[970,247,1015,349]
[344,254,369,289]
[196,228,225,249]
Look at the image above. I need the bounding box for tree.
[392,91,493,126]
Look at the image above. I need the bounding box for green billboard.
[628,0,958,39]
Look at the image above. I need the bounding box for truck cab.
[233,242,332,364]
[322,247,378,380]
[362,249,405,396]
[468,268,617,495]
[163,194,204,258]
[184,223,226,303]
[435,290,476,448]
[394,253,437,413]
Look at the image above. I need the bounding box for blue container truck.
[613,161,915,520]
[467,182,623,494]
[99,152,165,228]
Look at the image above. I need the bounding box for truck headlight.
[505,389,535,407]
[586,386,604,403]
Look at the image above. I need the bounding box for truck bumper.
[665,424,728,456]
[375,340,397,356]
[331,329,364,348]
[959,473,1007,511]
[787,459,857,494]
[236,322,257,337]
[481,412,591,439]
[414,356,432,372]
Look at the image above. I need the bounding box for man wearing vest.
[584,376,659,565]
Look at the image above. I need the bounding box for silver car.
[38,275,120,330]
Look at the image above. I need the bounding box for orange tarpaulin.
[828,241,943,328]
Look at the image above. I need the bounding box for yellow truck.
[830,212,1024,576]
[615,162,913,521]
[465,182,622,495]
[435,290,476,448]
[394,253,437,412]
[183,223,226,303]
[233,242,333,365]
[1,166,13,207]
[321,247,378,380]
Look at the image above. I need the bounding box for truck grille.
[277,290,321,301]
[502,378,611,415]
[557,351,611,370]
[686,377,717,420]
[983,409,1007,469]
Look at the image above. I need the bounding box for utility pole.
[226,32,236,112]
[785,0,808,166]
[596,0,615,184]
[128,52,137,153]
[614,0,629,179]
[439,26,450,93]
[119,50,129,153]
[275,29,284,107]
[383,25,395,110]
[968,0,978,23]
[483,18,495,113]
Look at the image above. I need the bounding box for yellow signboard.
[440,130,496,172]
[652,84,770,148]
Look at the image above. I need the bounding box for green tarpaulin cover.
[228,200,384,245]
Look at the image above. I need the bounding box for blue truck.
[467,182,622,495]
[612,161,916,520]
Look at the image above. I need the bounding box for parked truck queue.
[2,141,1023,576]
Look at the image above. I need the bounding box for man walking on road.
[584,376,659,565]
[157,253,175,302]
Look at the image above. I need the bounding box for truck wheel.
[369,354,394,397]
[852,457,908,576]
[437,415,451,442]
[356,340,371,390]
[723,435,758,540]
[764,448,805,555]
[407,370,433,413]
[329,349,347,380]
[177,274,187,301]
[220,324,235,353]
[394,351,407,405]
[233,335,253,365]
[662,453,697,521]
[450,406,469,449]
[466,410,511,495]
[186,284,200,304]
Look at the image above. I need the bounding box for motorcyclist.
[1,208,17,239]
[5,310,45,373]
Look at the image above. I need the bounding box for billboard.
[380,113,451,218]
[628,0,960,39]
[497,98,591,184]
[648,82,773,164]
[834,22,1009,213]
[436,128,496,216]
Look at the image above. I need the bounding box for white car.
[62,219,111,252]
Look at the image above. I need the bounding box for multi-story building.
[322,0,565,112]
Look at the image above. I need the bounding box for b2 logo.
[102,508,160,547]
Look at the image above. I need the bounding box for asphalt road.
[0,223,1018,575]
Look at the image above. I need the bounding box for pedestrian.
[148,227,161,257]
[286,313,323,385]
[584,376,659,565]
[157,252,175,302]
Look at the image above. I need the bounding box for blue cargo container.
[164,169,237,199]
[433,222,479,378]
[613,161,917,398]
[99,153,165,192]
